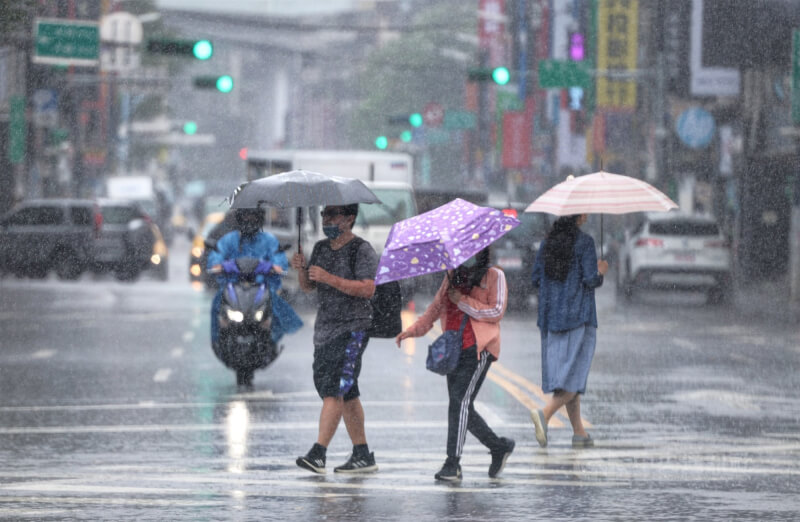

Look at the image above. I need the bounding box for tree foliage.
[347,0,476,157]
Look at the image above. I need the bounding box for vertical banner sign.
[501,111,532,168]
[596,0,638,109]
[479,0,506,67]
[792,29,800,124]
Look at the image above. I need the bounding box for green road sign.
[9,96,26,164]
[538,59,590,89]
[793,30,800,124]
[34,18,99,66]
[443,110,476,130]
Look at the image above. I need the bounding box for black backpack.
[348,238,403,338]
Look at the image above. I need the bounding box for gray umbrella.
[227,170,382,251]
[229,170,381,209]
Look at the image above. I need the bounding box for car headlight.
[191,246,203,258]
[226,309,244,322]
[254,310,264,322]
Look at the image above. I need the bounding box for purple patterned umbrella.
[374,198,521,285]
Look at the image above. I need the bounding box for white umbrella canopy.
[525,171,678,215]
[525,171,678,258]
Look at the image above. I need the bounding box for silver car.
[94,199,158,281]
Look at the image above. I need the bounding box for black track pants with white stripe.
[446,346,502,458]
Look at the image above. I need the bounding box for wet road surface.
[1,239,799,520]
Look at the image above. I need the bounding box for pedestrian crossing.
[1,395,799,519]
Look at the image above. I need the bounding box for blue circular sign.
[675,107,715,149]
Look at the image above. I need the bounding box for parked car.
[490,206,550,310]
[616,213,732,304]
[188,211,231,287]
[94,199,169,281]
[0,198,101,280]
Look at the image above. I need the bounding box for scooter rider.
[208,208,303,384]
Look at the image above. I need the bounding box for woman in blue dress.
[530,214,609,448]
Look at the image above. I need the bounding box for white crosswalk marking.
[152,368,172,383]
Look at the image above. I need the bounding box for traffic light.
[388,113,423,127]
[193,75,234,93]
[375,136,388,150]
[183,121,198,135]
[467,66,511,85]
[146,38,213,60]
[400,130,412,143]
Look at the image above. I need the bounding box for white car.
[617,213,732,304]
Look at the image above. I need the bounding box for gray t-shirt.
[308,237,378,346]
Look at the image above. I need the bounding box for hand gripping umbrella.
[228,170,382,251]
[525,170,678,258]
[374,198,520,285]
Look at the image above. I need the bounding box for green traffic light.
[375,136,388,150]
[400,130,412,142]
[193,40,213,60]
[183,121,198,135]
[216,75,234,93]
[409,113,423,128]
[492,67,511,85]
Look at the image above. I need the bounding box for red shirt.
[445,290,476,349]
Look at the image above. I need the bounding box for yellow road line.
[490,363,592,428]
[400,305,591,428]
[485,371,565,428]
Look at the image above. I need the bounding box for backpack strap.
[346,236,367,280]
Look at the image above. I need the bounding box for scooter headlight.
[226,308,244,323]
[254,310,264,322]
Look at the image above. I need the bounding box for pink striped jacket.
[406,267,508,360]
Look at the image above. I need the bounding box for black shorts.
[313,331,369,401]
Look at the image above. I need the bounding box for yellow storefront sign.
[597,0,638,109]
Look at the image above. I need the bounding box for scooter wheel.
[236,369,254,387]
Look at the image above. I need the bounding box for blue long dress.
[531,230,603,393]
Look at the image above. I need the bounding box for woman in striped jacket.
[395,247,515,481]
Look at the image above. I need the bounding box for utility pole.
[476,48,491,189]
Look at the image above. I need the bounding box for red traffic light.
[239,147,248,160]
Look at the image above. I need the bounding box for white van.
[246,149,417,299]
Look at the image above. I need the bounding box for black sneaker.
[333,452,378,473]
[434,457,462,482]
[296,447,326,474]
[488,437,515,478]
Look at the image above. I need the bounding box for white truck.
[245,149,417,300]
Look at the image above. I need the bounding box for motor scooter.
[209,253,282,387]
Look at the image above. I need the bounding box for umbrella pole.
[296,207,303,254]
[600,214,604,261]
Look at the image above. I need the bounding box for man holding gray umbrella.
[230,170,384,473]
[290,203,380,474]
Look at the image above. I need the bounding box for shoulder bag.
[426,314,468,375]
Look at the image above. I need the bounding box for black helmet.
[235,208,265,238]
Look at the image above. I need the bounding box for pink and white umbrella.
[525,171,678,257]
[525,171,678,215]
